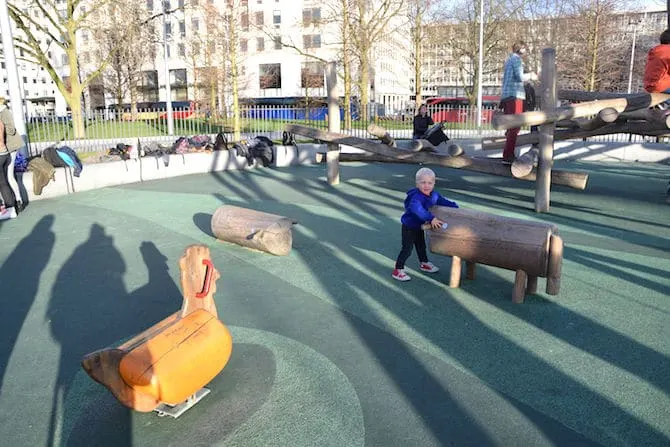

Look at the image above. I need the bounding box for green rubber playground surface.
[0,160,668,446]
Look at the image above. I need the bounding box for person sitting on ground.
[392,167,459,282]
[412,104,434,140]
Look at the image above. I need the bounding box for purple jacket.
[400,188,458,229]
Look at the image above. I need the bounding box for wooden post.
[535,48,556,213]
[326,61,340,185]
[526,276,538,295]
[465,261,476,280]
[449,256,462,288]
[513,270,528,303]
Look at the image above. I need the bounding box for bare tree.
[555,0,630,91]
[408,0,439,107]
[7,0,124,138]
[93,0,158,119]
[349,0,405,122]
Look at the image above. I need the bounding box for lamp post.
[162,0,174,135]
[627,20,639,94]
[476,0,484,131]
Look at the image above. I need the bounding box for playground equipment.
[426,207,563,304]
[287,123,588,190]
[81,245,233,417]
[211,205,298,256]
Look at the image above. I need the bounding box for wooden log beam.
[291,124,588,189]
[314,151,588,190]
[492,93,670,130]
[367,123,397,147]
[558,90,654,102]
[482,118,670,150]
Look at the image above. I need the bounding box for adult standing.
[0,96,23,219]
[643,28,670,94]
[643,29,670,203]
[500,41,538,162]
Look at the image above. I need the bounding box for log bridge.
[426,206,563,304]
[81,245,233,417]
[286,123,588,190]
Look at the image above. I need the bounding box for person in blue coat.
[392,167,459,281]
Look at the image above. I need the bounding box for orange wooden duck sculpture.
[81,245,233,417]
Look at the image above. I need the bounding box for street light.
[627,19,640,94]
[162,0,174,135]
[476,0,484,131]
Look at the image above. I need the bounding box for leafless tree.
[348,0,405,122]
[8,0,122,138]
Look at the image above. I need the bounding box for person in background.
[0,97,23,220]
[412,104,434,139]
[643,28,670,94]
[392,167,459,282]
[500,41,538,162]
[643,29,670,203]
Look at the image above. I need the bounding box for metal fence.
[25,104,663,155]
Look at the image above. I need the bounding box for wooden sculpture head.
[179,245,220,318]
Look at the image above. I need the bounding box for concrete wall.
[21,144,321,203]
[17,140,669,203]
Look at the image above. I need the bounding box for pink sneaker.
[392,269,411,281]
[0,206,17,220]
[419,262,439,273]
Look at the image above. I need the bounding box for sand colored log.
[367,123,397,147]
[492,92,670,130]
[211,205,298,256]
[81,245,233,412]
[425,207,562,302]
[511,149,538,178]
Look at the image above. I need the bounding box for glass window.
[257,37,264,52]
[259,63,281,89]
[301,61,324,88]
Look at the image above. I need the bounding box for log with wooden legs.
[426,206,563,303]
[288,124,589,190]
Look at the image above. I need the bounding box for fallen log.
[492,93,670,130]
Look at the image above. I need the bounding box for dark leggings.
[0,153,16,208]
[395,225,428,269]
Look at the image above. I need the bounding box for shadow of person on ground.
[0,215,55,392]
[47,228,181,446]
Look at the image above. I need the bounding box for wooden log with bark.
[211,205,298,256]
[288,124,588,190]
[492,93,670,130]
[426,206,563,303]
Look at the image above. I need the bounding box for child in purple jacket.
[392,168,459,281]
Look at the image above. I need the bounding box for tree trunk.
[229,14,241,142]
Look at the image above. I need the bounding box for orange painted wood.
[81,245,233,411]
[119,309,233,405]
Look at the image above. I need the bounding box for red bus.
[427,96,500,123]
